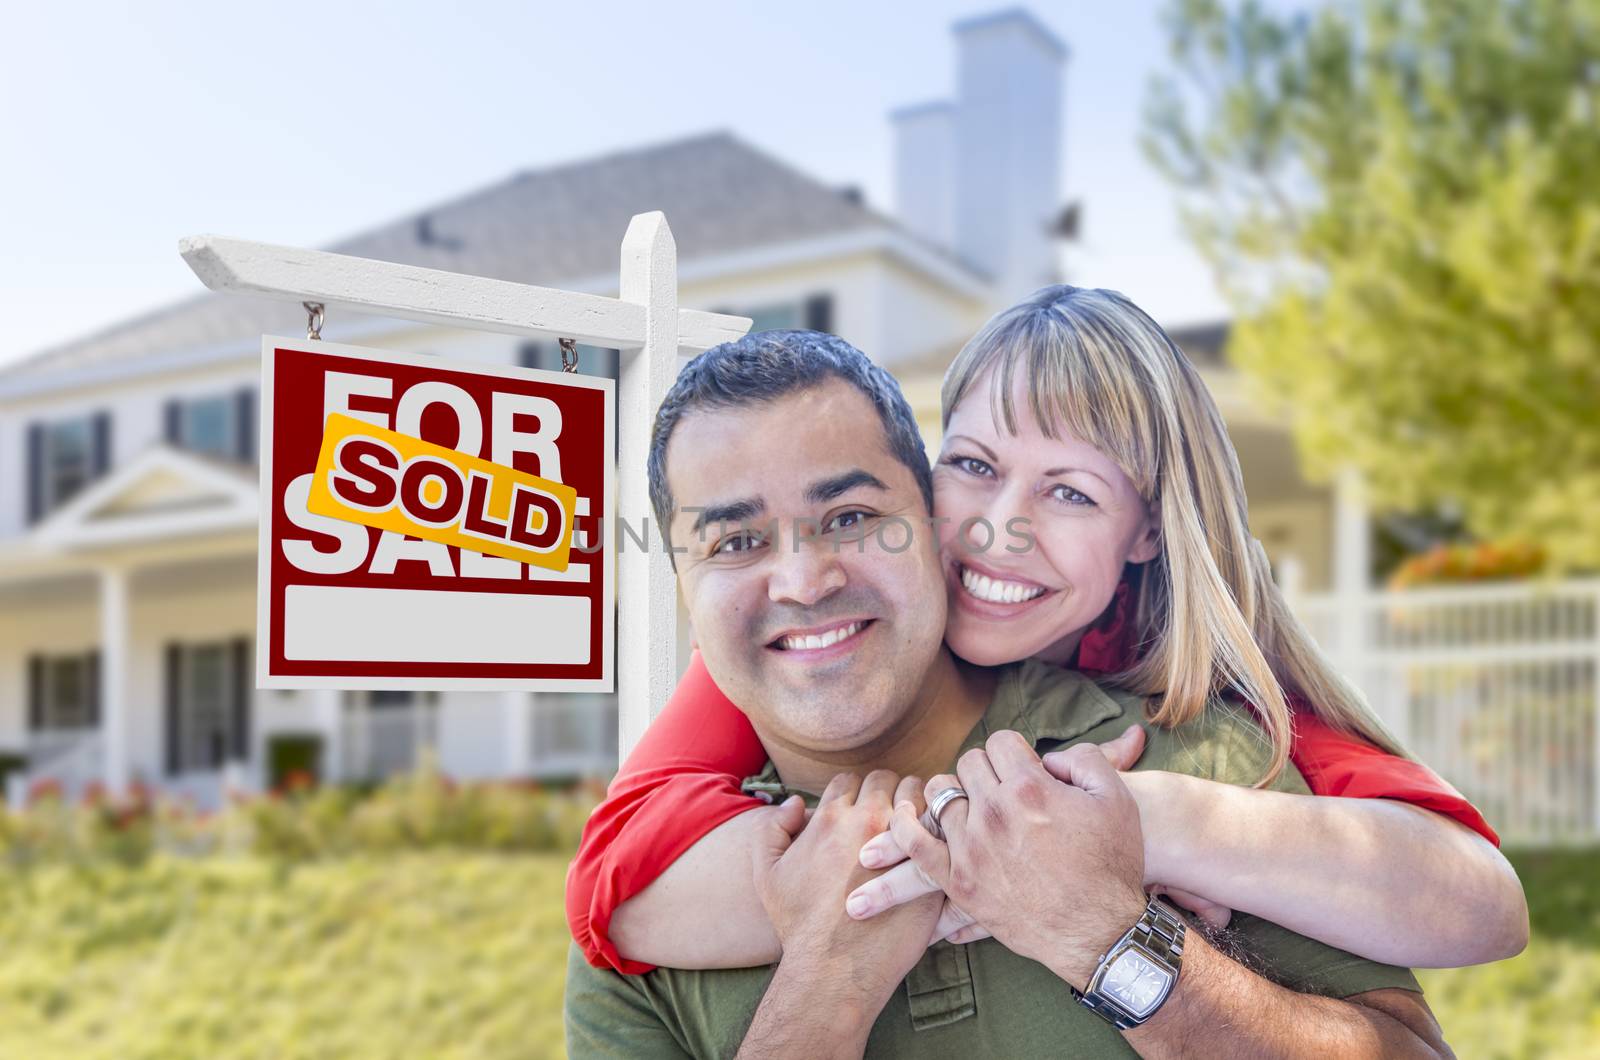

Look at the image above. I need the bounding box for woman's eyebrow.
[1042,466,1113,490]
[943,434,998,461]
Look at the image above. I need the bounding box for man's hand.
[846,727,1235,940]
[887,731,1149,989]
[740,770,942,1057]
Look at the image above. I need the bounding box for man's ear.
[1126,512,1161,565]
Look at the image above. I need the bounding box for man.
[564,331,1450,1057]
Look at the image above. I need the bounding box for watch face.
[1102,950,1174,1018]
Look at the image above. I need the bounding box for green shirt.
[564,660,1420,1058]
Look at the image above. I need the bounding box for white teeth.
[778,621,864,652]
[960,565,1046,605]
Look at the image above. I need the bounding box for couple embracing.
[562,286,1525,1057]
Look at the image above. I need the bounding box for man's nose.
[766,535,847,607]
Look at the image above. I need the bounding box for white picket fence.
[1292,578,1600,847]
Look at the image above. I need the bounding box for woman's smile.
[949,559,1062,621]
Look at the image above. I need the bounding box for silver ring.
[926,786,968,841]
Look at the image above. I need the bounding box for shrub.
[2,753,602,868]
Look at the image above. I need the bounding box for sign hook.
[559,337,579,373]
[304,301,325,341]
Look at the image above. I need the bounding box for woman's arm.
[1132,770,1528,967]
[609,802,788,968]
[850,722,1527,968]
[565,651,773,973]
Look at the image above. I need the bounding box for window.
[531,693,618,774]
[27,413,110,520]
[179,395,234,459]
[341,690,439,780]
[27,652,98,731]
[165,389,255,462]
[730,293,833,336]
[165,639,250,775]
[743,303,801,334]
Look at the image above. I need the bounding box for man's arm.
[738,771,941,1058]
[1101,929,1451,1058]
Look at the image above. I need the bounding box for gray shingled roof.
[4,132,927,387]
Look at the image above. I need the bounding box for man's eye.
[713,532,763,555]
[825,510,872,533]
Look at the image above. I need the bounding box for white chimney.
[891,9,1067,302]
[890,102,957,250]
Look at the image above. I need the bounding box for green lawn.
[0,846,1594,1058]
[0,853,574,1059]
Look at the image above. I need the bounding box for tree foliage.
[1145,0,1600,569]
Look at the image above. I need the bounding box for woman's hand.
[847,724,1182,944]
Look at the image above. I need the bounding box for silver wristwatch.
[1077,896,1186,1030]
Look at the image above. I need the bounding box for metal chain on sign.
[304,301,325,340]
[558,337,579,373]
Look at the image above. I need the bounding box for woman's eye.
[1049,484,1095,507]
[945,455,995,477]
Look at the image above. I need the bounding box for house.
[0,9,1355,810]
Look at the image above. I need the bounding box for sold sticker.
[307,413,578,571]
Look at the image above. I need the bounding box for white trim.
[181,235,750,351]
[673,227,991,301]
[29,444,258,553]
[0,228,987,405]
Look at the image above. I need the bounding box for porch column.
[313,689,344,783]
[504,691,530,778]
[99,565,130,795]
[1332,467,1375,711]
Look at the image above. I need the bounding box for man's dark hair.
[647,329,934,535]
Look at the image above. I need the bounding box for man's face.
[665,378,948,756]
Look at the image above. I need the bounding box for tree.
[1144,0,1600,570]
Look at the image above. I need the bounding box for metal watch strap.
[1077,896,1187,1030]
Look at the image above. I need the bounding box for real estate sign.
[257,337,614,691]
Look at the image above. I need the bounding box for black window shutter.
[164,643,182,776]
[26,423,43,524]
[804,294,834,334]
[27,654,44,731]
[163,400,182,446]
[236,388,257,463]
[86,650,101,727]
[230,637,251,761]
[91,412,112,478]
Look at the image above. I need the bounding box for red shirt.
[566,581,1499,974]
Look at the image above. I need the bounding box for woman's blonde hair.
[942,285,1406,782]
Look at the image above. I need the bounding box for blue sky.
[0,1,1268,368]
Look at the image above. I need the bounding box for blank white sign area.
[283,585,590,665]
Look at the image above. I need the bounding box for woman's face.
[934,367,1161,667]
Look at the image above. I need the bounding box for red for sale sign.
[256,336,614,691]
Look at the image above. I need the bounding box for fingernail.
[860,849,881,868]
[846,894,871,918]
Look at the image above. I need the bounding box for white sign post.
[181,211,750,761]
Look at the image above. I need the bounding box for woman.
[566,286,1527,975]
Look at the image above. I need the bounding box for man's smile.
[765,617,877,659]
